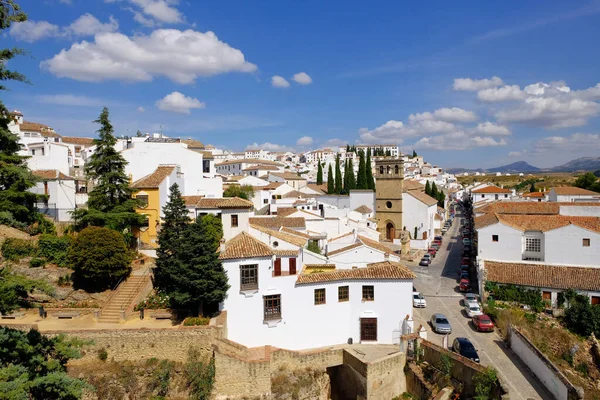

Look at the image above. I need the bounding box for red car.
[472,315,494,332]
[427,248,437,257]
[462,257,471,265]
[459,279,471,292]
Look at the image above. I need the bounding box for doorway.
[360,318,377,342]
[386,223,395,241]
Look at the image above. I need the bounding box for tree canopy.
[334,154,342,194]
[68,226,133,291]
[366,148,375,190]
[573,172,600,193]
[327,164,334,194]
[316,159,323,185]
[223,185,254,201]
[356,150,367,189]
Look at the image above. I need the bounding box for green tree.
[135,129,144,137]
[431,182,438,198]
[307,240,321,254]
[347,158,356,191]
[437,191,445,208]
[334,154,343,194]
[327,164,334,194]
[529,182,536,193]
[473,367,499,400]
[0,1,45,228]
[366,148,374,190]
[154,214,229,316]
[316,159,323,185]
[155,183,189,264]
[574,172,599,191]
[0,267,55,314]
[71,108,144,238]
[425,181,431,195]
[357,150,367,189]
[223,185,254,201]
[412,150,417,158]
[342,159,349,194]
[68,226,133,291]
[0,327,88,400]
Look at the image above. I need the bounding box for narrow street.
[408,208,552,400]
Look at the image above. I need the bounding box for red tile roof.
[354,205,373,214]
[485,261,600,292]
[32,169,74,180]
[182,195,205,207]
[472,186,512,194]
[249,217,306,229]
[60,137,95,146]
[219,232,274,260]
[131,166,176,189]
[181,139,205,149]
[296,261,415,284]
[194,197,253,209]
[552,186,600,196]
[250,224,307,247]
[479,213,600,233]
[406,190,438,206]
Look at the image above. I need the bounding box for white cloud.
[533,133,600,152]
[42,29,257,83]
[508,151,526,157]
[137,106,145,113]
[453,76,503,91]
[292,72,312,85]
[322,138,346,148]
[36,94,109,107]
[477,85,525,102]
[296,136,313,146]
[473,122,511,136]
[155,92,205,114]
[245,142,295,152]
[271,76,290,88]
[409,107,477,123]
[9,20,60,42]
[413,132,507,151]
[66,13,119,36]
[107,0,184,25]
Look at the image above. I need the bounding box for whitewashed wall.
[545,225,600,267]
[477,223,523,262]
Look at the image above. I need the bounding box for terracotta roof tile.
[270,172,307,181]
[243,165,279,171]
[552,186,599,196]
[249,217,306,229]
[496,214,600,233]
[181,139,205,149]
[354,205,373,214]
[32,169,74,180]
[304,264,336,270]
[358,235,393,254]
[485,261,600,292]
[472,186,512,194]
[132,166,176,189]
[20,121,60,137]
[60,137,95,146]
[327,242,363,256]
[406,190,438,206]
[522,192,546,198]
[216,159,282,166]
[306,184,328,194]
[182,195,204,207]
[280,227,311,239]
[328,231,354,242]
[477,202,559,215]
[282,190,314,199]
[250,224,308,247]
[474,213,499,230]
[403,180,425,191]
[274,250,299,257]
[195,197,253,209]
[276,208,297,217]
[219,232,274,260]
[296,261,415,284]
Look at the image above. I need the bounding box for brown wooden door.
[386,223,395,240]
[360,318,377,341]
[592,296,600,305]
[542,291,551,300]
[289,258,297,275]
[274,258,281,276]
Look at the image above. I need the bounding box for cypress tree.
[342,159,349,194]
[155,183,190,264]
[412,150,417,158]
[425,181,431,196]
[316,159,323,185]
[347,158,356,191]
[327,164,334,194]
[357,150,367,189]
[437,192,445,208]
[366,148,375,190]
[334,154,343,194]
[529,183,536,193]
[431,182,438,198]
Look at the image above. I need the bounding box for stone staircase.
[98,272,152,323]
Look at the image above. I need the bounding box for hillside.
[449,157,600,174]
[549,157,600,172]
[487,161,540,173]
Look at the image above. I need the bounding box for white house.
[268,172,307,190]
[30,169,87,222]
[216,159,283,176]
[402,190,438,248]
[219,231,415,350]
[548,187,600,203]
[25,142,70,176]
[470,185,514,202]
[184,197,254,241]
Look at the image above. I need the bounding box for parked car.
[462,257,471,265]
[441,227,448,234]
[464,303,482,318]
[452,337,480,363]
[459,279,471,292]
[460,271,470,280]
[419,257,431,266]
[463,293,478,306]
[462,238,471,246]
[428,248,437,257]
[462,247,472,256]
[460,264,470,272]
[431,243,440,250]
[413,293,427,308]
[434,236,443,243]
[430,313,452,334]
[472,314,495,332]
[423,253,432,261]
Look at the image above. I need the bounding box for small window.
[240,264,258,291]
[338,286,349,302]
[379,166,384,174]
[263,294,281,320]
[231,214,238,227]
[314,288,326,305]
[362,285,374,301]
[504,194,508,198]
[386,201,392,209]
[481,194,484,198]
[492,235,499,242]
[263,199,268,204]
[526,238,541,253]
[395,165,399,174]
[583,238,590,247]
[272,241,279,248]
[136,194,149,209]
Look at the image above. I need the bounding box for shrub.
[483,299,499,322]
[183,317,211,326]
[561,350,574,366]
[562,296,600,338]
[38,234,71,267]
[1,238,37,261]
[98,348,108,361]
[473,367,498,400]
[485,282,544,312]
[307,240,321,254]
[29,257,46,268]
[575,362,589,376]
[57,274,72,287]
[134,291,170,311]
[186,348,215,400]
[68,227,133,292]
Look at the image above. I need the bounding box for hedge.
[485,282,545,312]
[38,234,71,267]
[1,238,37,261]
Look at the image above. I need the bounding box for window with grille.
[231,214,239,227]
[314,288,326,305]
[240,264,258,290]
[360,318,377,341]
[263,295,281,320]
[362,285,374,301]
[338,286,349,302]
[525,238,541,252]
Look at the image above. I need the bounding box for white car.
[464,303,482,318]
[413,292,427,308]
[463,293,479,306]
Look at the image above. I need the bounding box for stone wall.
[405,363,434,400]
[365,352,406,399]
[50,326,222,363]
[213,351,271,399]
[270,347,344,372]
[421,339,508,399]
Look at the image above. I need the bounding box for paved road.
[408,208,552,400]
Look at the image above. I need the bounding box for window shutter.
[289,258,297,275]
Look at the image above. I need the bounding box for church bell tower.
[375,157,404,241]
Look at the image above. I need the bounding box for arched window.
[387,165,391,174]
[379,166,384,174]
[395,165,399,174]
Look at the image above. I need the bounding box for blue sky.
[5,0,600,168]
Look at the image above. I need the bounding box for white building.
[470,185,515,203]
[183,197,254,241]
[219,231,415,350]
[30,170,87,222]
[216,159,283,176]
[548,187,600,203]
[245,149,273,160]
[402,190,438,248]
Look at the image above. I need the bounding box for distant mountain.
[549,157,600,172]
[487,161,540,173]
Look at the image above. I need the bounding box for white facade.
[548,188,600,202]
[403,192,437,243]
[25,142,70,176]
[30,175,85,222]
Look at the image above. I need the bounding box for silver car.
[430,313,452,334]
